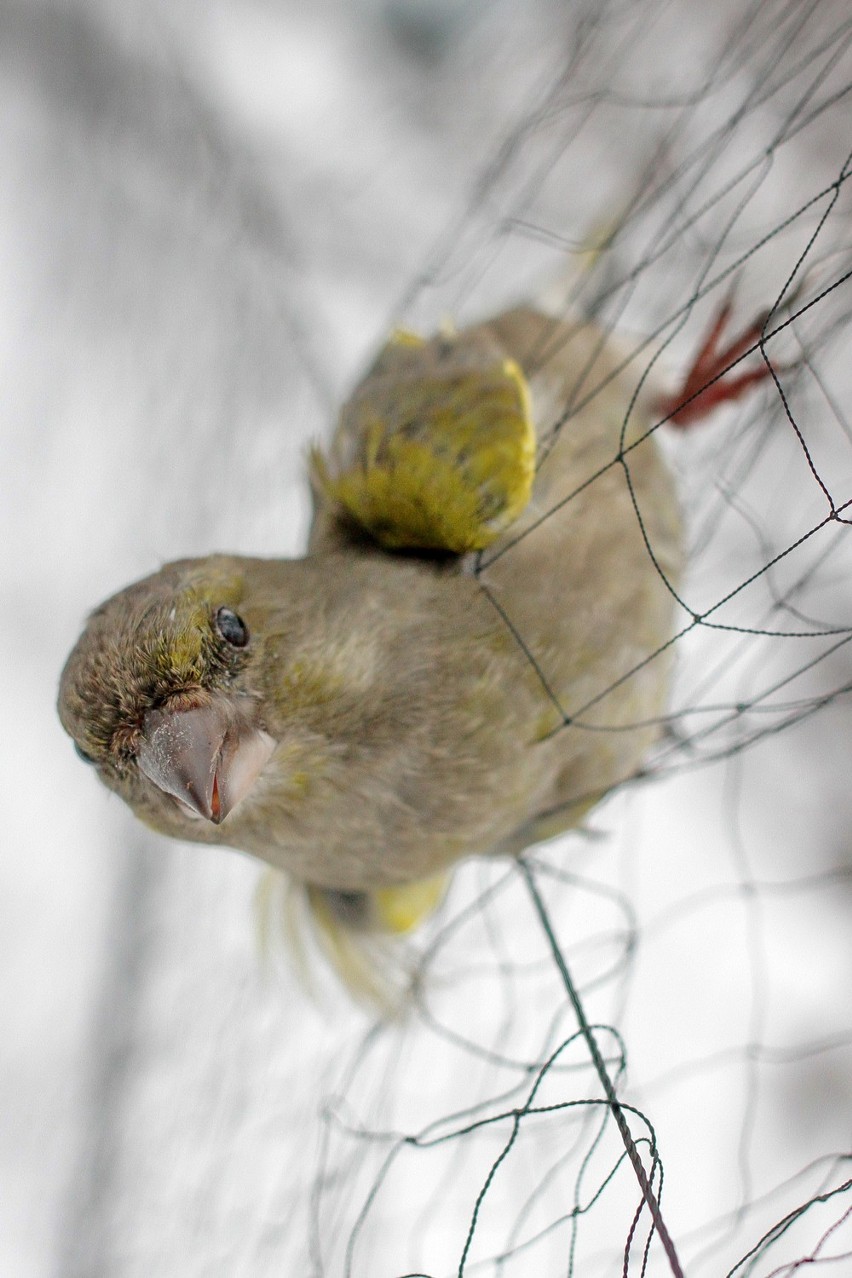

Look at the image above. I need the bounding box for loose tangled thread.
[305,4,852,1275]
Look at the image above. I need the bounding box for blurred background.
[2,0,852,1274]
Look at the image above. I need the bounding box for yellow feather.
[387,327,426,349]
[372,874,448,933]
[256,869,448,1014]
[313,351,536,552]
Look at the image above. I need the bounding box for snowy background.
[2,1,852,1275]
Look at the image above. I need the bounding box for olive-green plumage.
[58,305,683,1002]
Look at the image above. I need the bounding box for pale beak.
[137,697,276,824]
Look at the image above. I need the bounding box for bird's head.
[58,556,276,828]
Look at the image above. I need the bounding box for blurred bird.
[58,298,772,1004]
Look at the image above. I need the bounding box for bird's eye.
[74,741,96,765]
[214,607,249,647]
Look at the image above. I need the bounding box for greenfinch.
[58,302,769,1002]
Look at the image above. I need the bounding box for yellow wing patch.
[312,341,535,554]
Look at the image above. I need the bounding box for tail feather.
[256,870,448,1015]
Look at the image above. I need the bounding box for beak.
[137,697,276,824]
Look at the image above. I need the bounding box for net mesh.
[15,0,852,1274]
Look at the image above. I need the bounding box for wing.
[309,326,535,554]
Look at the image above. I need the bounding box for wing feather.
[310,327,535,553]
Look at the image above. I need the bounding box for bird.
[58,298,773,1004]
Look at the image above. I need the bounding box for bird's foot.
[655,297,780,429]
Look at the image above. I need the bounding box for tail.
[256,870,449,1015]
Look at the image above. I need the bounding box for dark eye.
[74,741,96,765]
[214,607,249,648]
